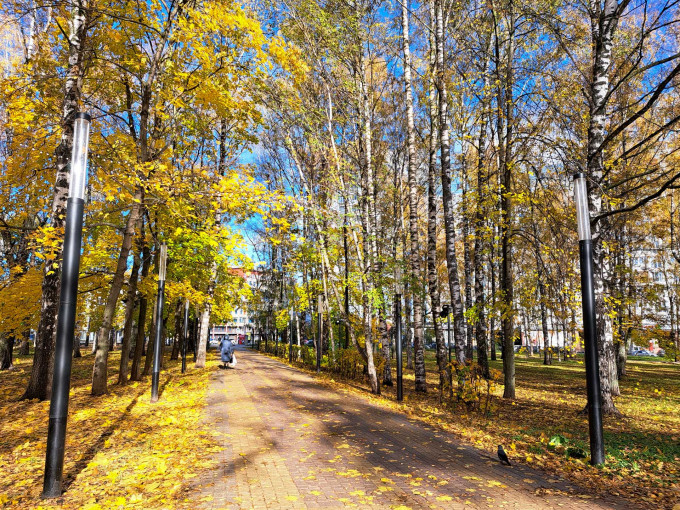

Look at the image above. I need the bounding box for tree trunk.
[675,298,680,362]
[586,0,623,415]
[405,289,413,369]
[22,0,89,400]
[490,249,497,361]
[73,331,82,358]
[539,280,550,365]
[614,241,630,378]
[427,115,448,398]
[381,318,392,386]
[19,334,30,355]
[493,1,516,399]
[426,2,447,396]
[143,297,157,377]
[669,292,678,363]
[358,43,380,395]
[0,336,14,370]
[295,308,302,360]
[401,0,425,393]
[435,0,466,366]
[191,316,198,360]
[171,300,182,361]
[118,228,142,385]
[473,50,490,376]
[129,239,150,381]
[616,330,629,378]
[195,281,213,368]
[91,198,143,395]
[193,119,228,369]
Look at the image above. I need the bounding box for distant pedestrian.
[219,338,236,368]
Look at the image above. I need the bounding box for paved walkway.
[196,348,631,509]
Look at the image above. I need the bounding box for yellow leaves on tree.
[0,266,43,336]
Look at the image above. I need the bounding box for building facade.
[209,269,262,345]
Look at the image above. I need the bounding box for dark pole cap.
[76,112,91,121]
[573,172,586,180]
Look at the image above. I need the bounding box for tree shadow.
[61,374,173,492]
[233,349,633,509]
[61,388,143,491]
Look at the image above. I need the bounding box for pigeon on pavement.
[498,445,512,466]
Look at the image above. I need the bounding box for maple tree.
[0,0,301,397]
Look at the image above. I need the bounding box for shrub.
[453,362,502,414]
[300,345,315,366]
[331,348,363,379]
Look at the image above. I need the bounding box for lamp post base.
[151,372,160,402]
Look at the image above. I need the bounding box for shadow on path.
[199,348,632,509]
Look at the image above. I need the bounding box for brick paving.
[195,347,633,509]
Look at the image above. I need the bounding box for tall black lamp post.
[440,305,451,362]
[266,315,270,353]
[573,173,605,465]
[43,112,91,498]
[395,268,403,402]
[150,244,167,403]
[316,295,323,373]
[440,305,452,388]
[182,299,189,374]
[289,308,294,362]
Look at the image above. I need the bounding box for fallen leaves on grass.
[310,354,680,509]
[0,351,222,509]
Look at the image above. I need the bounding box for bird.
[498,445,512,466]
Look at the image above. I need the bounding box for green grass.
[401,349,680,507]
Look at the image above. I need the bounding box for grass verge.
[0,349,221,509]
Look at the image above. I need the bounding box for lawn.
[0,349,223,509]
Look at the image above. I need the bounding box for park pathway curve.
[195,347,631,510]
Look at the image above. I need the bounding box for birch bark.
[474,36,491,377]
[427,0,447,395]
[402,0,426,392]
[586,0,627,414]
[22,0,89,400]
[435,0,466,365]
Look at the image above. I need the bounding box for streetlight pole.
[150,244,167,403]
[289,308,294,363]
[440,305,452,389]
[182,299,189,374]
[573,173,605,466]
[264,315,268,352]
[317,295,323,373]
[43,112,91,498]
[395,286,403,402]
